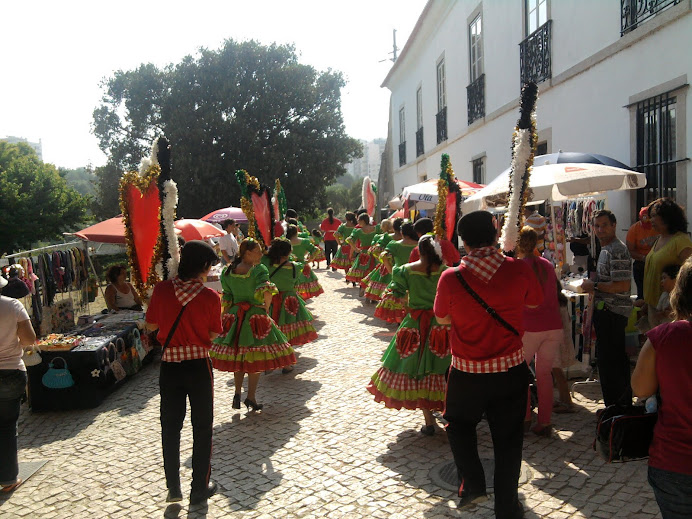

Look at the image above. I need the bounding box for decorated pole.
[155,137,179,280]
[498,82,539,253]
[235,170,275,250]
[433,153,462,244]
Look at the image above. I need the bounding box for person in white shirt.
[218,219,240,265]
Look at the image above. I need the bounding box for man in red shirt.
[146,241,223,505]
[434,211,543,518]
[408,218,461,266]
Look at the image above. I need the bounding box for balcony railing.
[621,0,680,35]
[399,141,406,167]
[466,74,485,125]
[520,19,552,86]
[436,106,447,144]
[415,127,424,157]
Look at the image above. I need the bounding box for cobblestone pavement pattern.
[2,271,661,518]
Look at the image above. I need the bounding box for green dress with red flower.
[209,263,296,372]
[367,264,451,411]
[331,224,355,270]
[374,241,418,323]
[261,256,318,346]
[345,228,378,283]
[362,232,394,301]
[291,239,324,299]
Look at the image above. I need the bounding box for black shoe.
[166,487,182,503]
[420,425,435,436]
[244,398,263,411]
[458,491,488,510]
[232,394,241,409]
[189,481,218,505]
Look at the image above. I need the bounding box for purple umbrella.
[201,207,248,224]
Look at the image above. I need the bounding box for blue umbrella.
[533,151,631,170]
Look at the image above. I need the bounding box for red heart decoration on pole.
[251,190,272,247]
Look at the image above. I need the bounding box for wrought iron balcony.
[467,74,485,125]
[399,141,406,167]
[436,106,447,144]
[520,19,552,85]
[621,0,681,35]
[415,127,424,157]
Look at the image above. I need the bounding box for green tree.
[0,142,89,255]
[92,40,362,218]
[59,165,97,197]
[92,162,124,220]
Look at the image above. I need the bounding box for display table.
[27,312,153,411]
[204,264,223,293]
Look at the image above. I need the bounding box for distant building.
[346,138,386,180]
[2,136,43,161]
[381,0,692,228]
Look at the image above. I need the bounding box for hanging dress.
[262,256,318,346]
[209,263,296,372]
[362,232,394,301]
[345,228,378,284]
[367,264,451,411]
[374,241,418,323]
[291,239,324,299]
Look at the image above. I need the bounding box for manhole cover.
[430,458,531,492]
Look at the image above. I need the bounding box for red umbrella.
[174,219,225,241]
[201,206,248,224]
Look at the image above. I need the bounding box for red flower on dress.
[428,325,450,358]
[249,314,272,340]
[358,253,370,266]
[302,264,312,276]
[284,296,299,316]
[221,313,236,336]
[395,327,420,358]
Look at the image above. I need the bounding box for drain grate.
[430,458,531,492]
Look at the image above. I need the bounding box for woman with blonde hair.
[516,226,563,437]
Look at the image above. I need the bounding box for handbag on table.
[109,341,127,382]
[22,345,42,367]
[42,357,75,389]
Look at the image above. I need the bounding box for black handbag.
[593,404,657,463]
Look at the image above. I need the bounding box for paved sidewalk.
[1,270,660,518]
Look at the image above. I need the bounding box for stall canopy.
[74,217,224,243]
[402,178,484,209]
[463,160,646,212]
[201,206,248,224]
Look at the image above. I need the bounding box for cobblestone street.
[1,270,660,518]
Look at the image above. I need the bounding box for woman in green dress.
[367,235,451,435]
[345,213,378,286]
[262,239,318,347]
[374,222,420,323]
[362,219,395,303]
[209,239,296,411]
[287,225,324,299]
[331,212,358,271]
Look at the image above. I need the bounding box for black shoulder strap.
[161,304,187,354]
[455,268,519,336]
[270,261,289,279]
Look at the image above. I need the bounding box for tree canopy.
[0,142,89,255]
[92,39,363,218]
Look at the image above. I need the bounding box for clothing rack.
[4,240,85,259]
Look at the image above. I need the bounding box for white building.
[347,138,386,180]
[1,136,43,161]
[380,0,691,228]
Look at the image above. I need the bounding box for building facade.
[346,138,386,180]
[381,0,691,228]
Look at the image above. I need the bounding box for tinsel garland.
[433,153,461,241]
[119,164,163,297]
[499,82,539,253]
[161,180,179,277]
[276,178,287,219]
[235,169,259,243]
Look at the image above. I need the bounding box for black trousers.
[633,260,645,300]
[593,308,632,406]
[159,358,214,492]
[324,240,338,266]
[444,363,529,519]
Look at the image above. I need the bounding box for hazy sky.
[1,0,426,169]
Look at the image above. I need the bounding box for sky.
[0,0,426,169]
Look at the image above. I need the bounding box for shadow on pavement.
[210,358,322,512]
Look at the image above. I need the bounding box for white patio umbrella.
[462,163,646,212]
[402,178,484,209]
